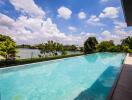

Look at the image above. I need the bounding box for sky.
[0,0,132,46]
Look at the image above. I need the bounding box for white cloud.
[80,32,95,38]
[86,15,104,26]
[98,21,131,44]
[77,32,96,44]
[0,13,15,29]
[1,12,130,46]
[101,30,111,36]
[57,6,72,20]
[114,29,126,35]
[100,0,108,3]
[10,0,45,18]
[78,12,86,19]
[0,13,93,46]
[113,21,127,35]
[1,0,130,46]
[99,7,119,19]
[99,29,128,44]
[98,34,121,44]
[88,15,100,22]
[114,21,127,29]
[68,26,77,32]
[99,30,119,44]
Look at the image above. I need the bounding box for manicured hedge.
[0,53,84,68]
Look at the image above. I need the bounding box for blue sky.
[0,0,132,45]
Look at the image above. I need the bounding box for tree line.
[36,41,83,57]
[0,34,132,61]
[17,43,79,51]
[37,41,66,57]
[84,36,132,54]
[0,34,81,60]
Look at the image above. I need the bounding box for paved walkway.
[109,53,132,100]
[124,53,132,65]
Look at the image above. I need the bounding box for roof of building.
[121,0,132,26]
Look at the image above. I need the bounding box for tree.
[0,34,16,60]
[96,41,115,52]
[63,45,77,51]
[38,41,66,57]
[62,50,67,55]
[84,37,98,54]
[80,47,84,52]
[121,36,132,49]
[16,44,37,49]
[120,45,132,53]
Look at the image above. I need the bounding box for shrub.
[0,53,84,68]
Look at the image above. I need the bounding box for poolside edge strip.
[0,53,84,68]
[107,53,127,100]
[108,53,132,100]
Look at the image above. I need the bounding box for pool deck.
[108,53,132,100]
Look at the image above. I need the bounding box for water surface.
[0,53,125,100]
[17,48,82,59]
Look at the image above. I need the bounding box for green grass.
[0,53,84,68]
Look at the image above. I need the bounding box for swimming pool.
[0,53,125,100]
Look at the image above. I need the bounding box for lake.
[17,48,82,59]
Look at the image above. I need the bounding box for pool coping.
[0,52,124,70]
[0,52,98,69]
[107,53,132,100]
[0,54,85,69]
[124,53,132,65]
[107,61,126,100]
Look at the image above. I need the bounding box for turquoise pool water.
[0,53,125,100]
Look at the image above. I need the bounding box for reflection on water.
[17,48,82,59]
[84,53,99,63]
[17,48,40,59]
[74,66,121,100]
